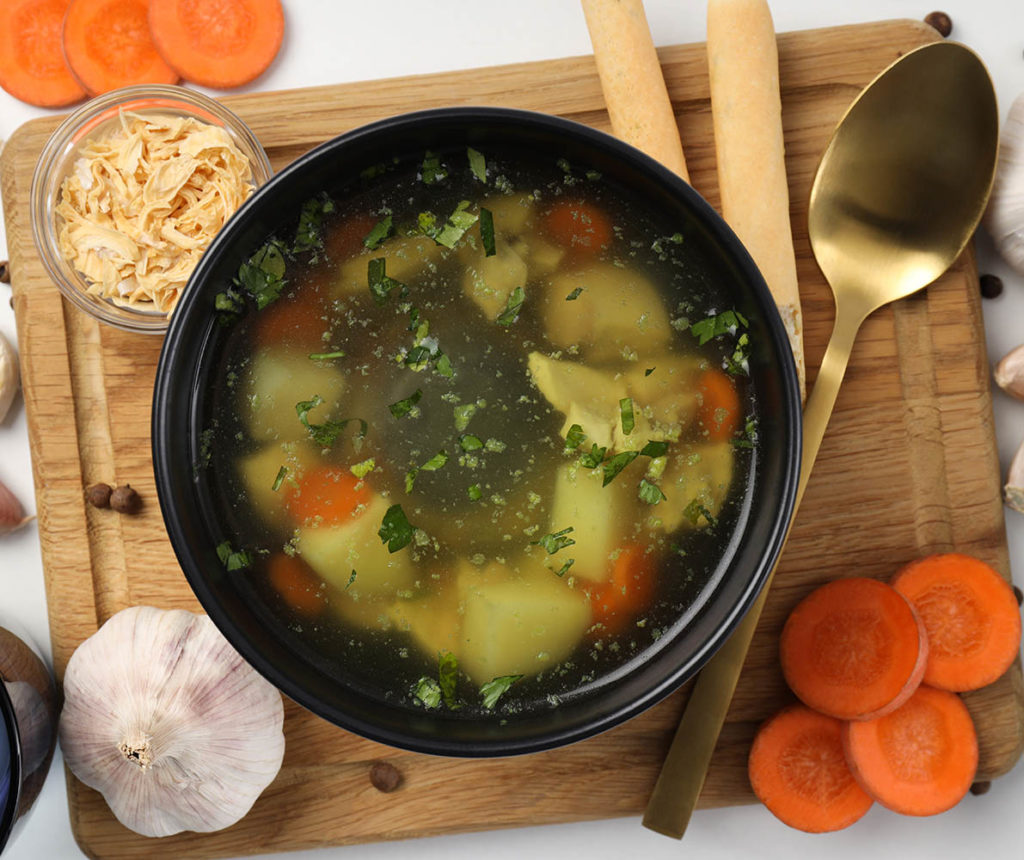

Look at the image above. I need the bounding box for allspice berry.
[110,485,142,515]
[369,760,402,793]
[980,274,1003,299]
[0,260,9,284]
[969,780,991,796]
[924,11,952,37]
[85,483,112,509]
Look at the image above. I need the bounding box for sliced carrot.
[748,704,873,833]
[0,0,86,107]
[780,577,928,721]
[892,553,1022,692]
[325,213,377,261]
[285,466,370,527]
[266,553,325,616]
[842,685,978,816]
[543,200,613,256]
[589,544,656,635]
[696,368,740,442]
[62,0,178,96]
[148,0,284,89]
[255,283,327,350]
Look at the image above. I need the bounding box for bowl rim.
[29,83,273,335]
[153,105,802,756]
[0,680,23,854]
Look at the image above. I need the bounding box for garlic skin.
[0,331,19,422]
[986,92,1024,275]
[1007,440,1024,514]
[994,344,1024,401]
[0,477,31,535]
[59,606,285,838]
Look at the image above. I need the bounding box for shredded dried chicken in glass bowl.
[31,85,272,334]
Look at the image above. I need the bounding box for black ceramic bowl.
[153,107,801,757]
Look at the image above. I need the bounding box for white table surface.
[1,1,1023,858]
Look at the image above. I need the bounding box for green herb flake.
[480,207,496,256]
[421,151,447,184]
[346,569,357,590]
[363,215,393,250]
[271,466,288,492]
[726,332,750,375]
[467,147,487,182]
[645,367,656,377]
[496,286,525,327]
[215,540,252,571]
[639,440,669,458]
[454,402,478,432]
[368,257,405,304]
[638,479,666,505]
[480,674,522,710]
[350,458,376,479]
[308,350,345,361]
[420,450,449,472]
[295,395,367,449]
[683,498,718,527]
[293,193,335,256]
[733,415,759,449]
[484,438,506,453]
[579,443,607,469]
[435,352,455,379]
[378,504,415,553]
[460,434,484,452]
[564,423,586,451]
[552,558,575,578]
[467,483,483,501]
[565,287,583,301]
[532,526,576,554]
[389,388,423,419]
[438,651,461,708]
[601,450,639,486]
[412,676,442,708]
[215,289,244,315]
[619,397,635,436]
[432,200,478,248]
[235,240,287,310]
[690,309,748,346]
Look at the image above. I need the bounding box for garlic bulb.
[0,331,18,422]
[59,606,285,837]
[986,92,1024,274]
[1007,439,1024,514]
[994,344,1024,400]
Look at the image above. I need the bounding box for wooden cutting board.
[2,18,1022,859]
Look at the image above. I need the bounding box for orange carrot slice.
[148,0,284,89]
[255,283,327,350]
[266,553,325,616]
[780,577,928,721]
[63,0,178,96]
[892,553,1022,692]
[588,544,657,636]
[748,704,873,832]
[285,466,370,527]
[543,200,613,256]
[696,367,741,442]
[842,685,978,816]
[0,0,86,107]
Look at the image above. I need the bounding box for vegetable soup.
[203,145,758,716]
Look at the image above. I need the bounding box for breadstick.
[707,0,805,399]
[581,0,689,180]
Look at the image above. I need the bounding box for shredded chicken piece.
[56,111,255,315]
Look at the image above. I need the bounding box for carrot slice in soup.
[255,283,327,349]
[748,704,873,833]
[285,466,370,527]
[696,368,740,442]
[589,544,656,635]
[148,0,284,89]
[892,553,1022,692]
[266,553,325,616]
[842,685,978,816]
[0,0,86,107]
[544,200,613,256]
[780,577,928,721]
[63,0,179,96]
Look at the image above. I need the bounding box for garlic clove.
[0,477,32,536]
[1007,439,1024,514]
[59,606,285,838]
[994,344,1024,401]
[984,92,1024,275]
[0,331,19,423]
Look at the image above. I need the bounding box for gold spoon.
[643,40,998,838]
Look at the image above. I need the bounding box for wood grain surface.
[2,18,1022,859]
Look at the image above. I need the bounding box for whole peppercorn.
[1013,585,1023,607]
[969,780,991,796]
[85,483,112,509]
[979,274,1003,299]
[109,485,142,514]
[369,761,402,793]
[924,11,952,37]
[0,260,9,284]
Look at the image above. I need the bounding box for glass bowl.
[30,84,273,335]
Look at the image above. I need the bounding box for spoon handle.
[642,300,868,838]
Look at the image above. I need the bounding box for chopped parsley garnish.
[496,286,525,327]
[438,651,461,709]
[467,483,483,501]
[480,674,522,710]
[389,388,422,419]
[293,193,335,257]
[453,402,478,431]
[271,466,287,492]
[295,395,366,449]
[421,151,447,184]
[638,479,666,505]
[639,440,669,458]
[368,257,406,304]
[480,207,496,256]
[215,288,244,315]
[435,352,455,378]
[683,498,718,527]
[346,569,357,590]
[308,350,345,361]
[459,434,484,451]
[564,423,586,451]
[412,676,442,709]
[484,438,506,453]
[216,541,251,571]
[467,147,487,182]
[579,443,607,469]
[733,415,759,449]
[690,309,748,346]
[565,287,584,301]
[235,240,287,310]
[378,504,415,553]
[645,367,656,377]
[532,526,575,554]
[432,200,478,248]
[350,458,375,478]
[362,215,393,250]
[619,398,635,435]
[552,558,575,577]
[601,450,639,486]
[726,332,750,375]
[405,450,449,492]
